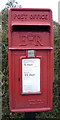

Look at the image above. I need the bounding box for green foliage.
[5,0,21,9]
[2,1,60,119]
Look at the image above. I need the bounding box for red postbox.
[8,8,54,112]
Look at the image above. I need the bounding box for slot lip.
[11,22,51,27]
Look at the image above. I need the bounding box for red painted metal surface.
[8,8,54,112]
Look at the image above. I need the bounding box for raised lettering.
[19,33,43,46]
[14,13,48,21]
[14,14,28,21]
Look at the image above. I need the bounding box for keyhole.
[18,78,20,81]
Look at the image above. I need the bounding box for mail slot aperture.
[12,25,50,31]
